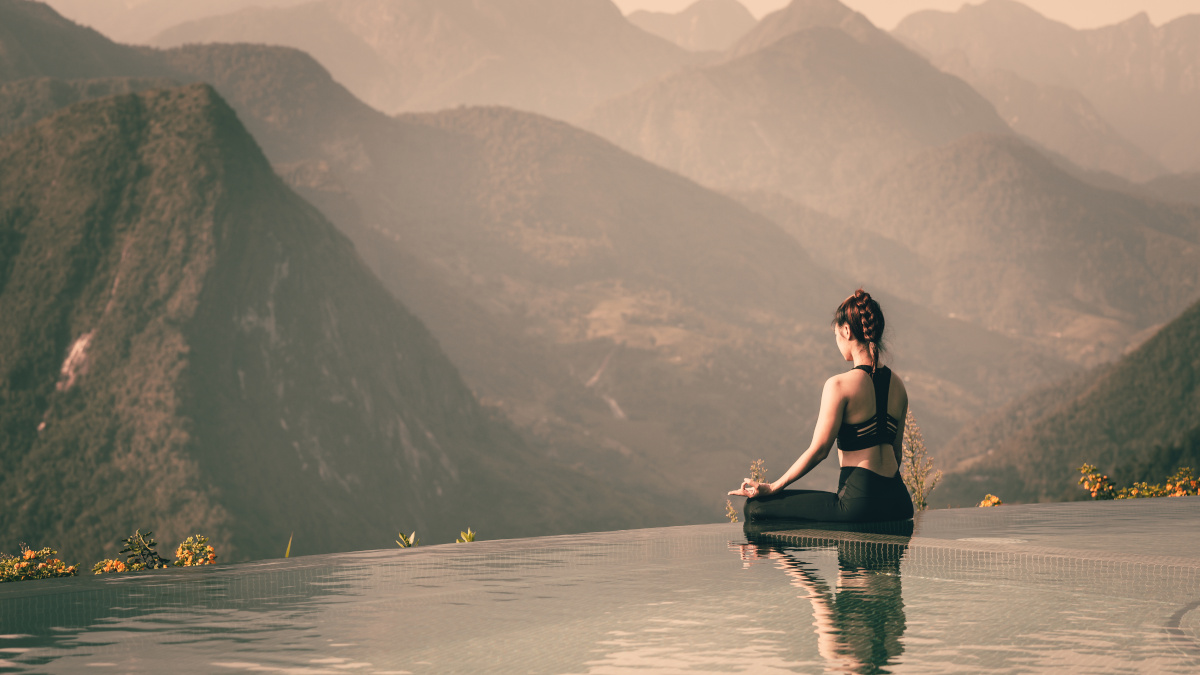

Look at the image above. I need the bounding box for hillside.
[0,0,170,81]
[0,84,669,564]
[839,133,1200,366]
[0,76,174,137]
[895,0,1200,173]
[627,0,757,52]
[585,0,1010,205]
[933,298,1200,506]
[931,56,1165,182]
[148,0,696,121]
[1143,172,1200,207]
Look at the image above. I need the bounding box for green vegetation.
[92,530,170,574]
[724,500,739,523]
[0,545,77,582]
[395,532,419,548]
[1078,464,1198,500]
[174,534,217,567]
[455,528,476,543]
[900,410,942,511]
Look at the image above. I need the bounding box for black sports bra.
[837,365,900,452]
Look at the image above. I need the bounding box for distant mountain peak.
[627,0,756,52]
[728,0,880,58]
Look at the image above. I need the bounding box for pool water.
[2,498,1198,673]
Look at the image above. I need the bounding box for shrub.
[901,410,942,510]
[94,529,171,574]
[725,499,739,523]
[92,559,127,574]
[1079,464,1198,500]
[1,545,78,583]
[978,494,1003,507]
[1078,464,1116,500]
[174,535,217,567]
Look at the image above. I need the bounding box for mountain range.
[147,0,698,122]
[2,0,1198,551]
[895,0,1200,174]
[627,0,757,52]
[155,40,1081,505]
[2,1,1081,520]
[832,133,1200,366]
[928,54,1166,182]
[585,0,1011,205]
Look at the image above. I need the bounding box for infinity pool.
[2,498,1198,673]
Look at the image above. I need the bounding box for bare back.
[835,367,908,477]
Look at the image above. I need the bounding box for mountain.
[0,84,668,565]
[894,0,1200,173]
[0,0,170,81]
[931,55,1165,182]
[933,297,1200,506]
[148,0,696,121]
[42,0,310,44]
[0,76,174,137]
[585,0,1010,205]
[627,0,757,52]
[838,133,1200,366]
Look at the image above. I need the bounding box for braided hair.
[833,288,886,372]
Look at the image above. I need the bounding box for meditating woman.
[729,289,914,523]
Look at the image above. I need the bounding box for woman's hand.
[728,479,773,498]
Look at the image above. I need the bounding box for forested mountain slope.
[0,84,669,564]
[935,298,1200,506]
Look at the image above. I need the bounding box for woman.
[729,289,914,523]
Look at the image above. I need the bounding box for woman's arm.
[730,376,845,497]
[770,376,846,491]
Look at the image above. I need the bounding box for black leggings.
[744,466,915,523]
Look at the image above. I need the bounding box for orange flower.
[23,549,37,560]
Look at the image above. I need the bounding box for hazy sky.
[612,0,1200,29]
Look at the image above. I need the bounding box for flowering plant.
[1079,464,1197,500]
[1,545,78,582]
[174,535,217,567]
[978,494,1003,507]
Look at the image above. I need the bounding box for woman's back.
[836,366,907,478]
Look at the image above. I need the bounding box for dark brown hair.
[834,288,885,371]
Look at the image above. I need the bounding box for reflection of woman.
[729,289,914,523]
[735,537,909,674]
